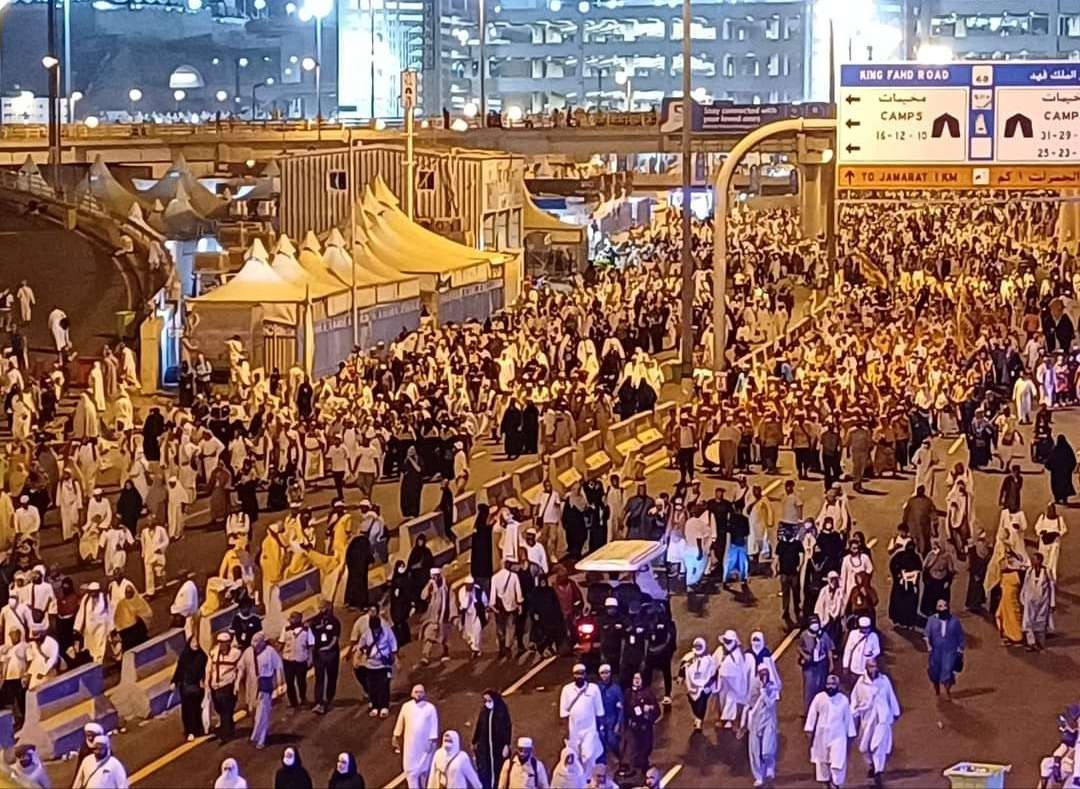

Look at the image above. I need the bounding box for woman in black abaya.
[344,533,372,609]
[1046,434,1077,504]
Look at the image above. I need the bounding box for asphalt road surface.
[39,407,1080,789]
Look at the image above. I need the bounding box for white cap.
[572,663,586,673]
[517,737,533,748]
[857,616,872,628]
[603,597,618,607]
[93,488,103,495]
[429,568,441,576]
[598,663,611,674]
[827,570,840,580]
[721,629,738,642]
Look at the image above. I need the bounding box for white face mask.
[484,699,494,710]
[282,751,295,768]
[336,754,349,774]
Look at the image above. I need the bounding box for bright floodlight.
[253,0,266,8]
[186,0,202,9]
[173,89,186,101]
[548,0,560,10]
[265,77,275,86]
[302,57,317,72]
[450,118,469,132]
[506,105,524,122]
[245,159,256,167]
[128,88,143,102]
[289,55,299,64]
[215,90,228,101]
[614,70,628,85]
[85,115,99,128]
[374,118,387,130]
[238,57,249,68]
[916,43,953,64]
[463,101,478,118]
[41,56,59,69]
[285,1,297,11]
[303,0,333,18]
[71,90,83,101]
[578,0,589,11]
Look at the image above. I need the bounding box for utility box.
[943,762,1011,789]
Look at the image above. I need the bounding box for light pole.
[251,77,274,119]
[0,0,13,129]
[478,0,486,117]
[614,68,631,111]
[128,87,142,118]
[42,55,61,191]
[234,56,248,116]
[677,0,694,374]
[300,0,332,124]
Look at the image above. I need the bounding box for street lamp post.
[478,0,486,117]
[251,77,273,119]
[45,0,60,193]
[300,0,332,130]
[677,0,694,374]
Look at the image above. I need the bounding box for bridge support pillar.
[799,164,827,240]
[1056,190,1080,254]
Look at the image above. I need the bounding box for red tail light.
[579,623,595,635]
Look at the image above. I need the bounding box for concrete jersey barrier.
[482,474,517,509]
[264,567,323,636]
[450,492,479,553]
[18,662,119,760]
[512,462,545,508]
[548,447,582,495]
[198,602,240,653]
[110,627,187,721]
[401,511,455,567]
[576,429,613,481]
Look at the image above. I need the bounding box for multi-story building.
[911,0,1080,61]
[479,0,813,114]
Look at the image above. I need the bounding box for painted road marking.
[660,764,683,787]
[502,654,558,696]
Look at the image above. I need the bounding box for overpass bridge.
[0,117,818,173]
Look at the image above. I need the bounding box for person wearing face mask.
[214,758,249,789]
[747,664,780,788]
[328,753,366,789]
[712,629,751,734]
[677,636,716,731]
[11,744,48,789]
[497,737,549,789]
[623,671,659,774]
[596,664,623,763]
[814,517,845,574]
[560,663,605,776]
[550,746,586,789]
[352,605,398,718]
[393,684,440,788]
[474,690,513,789]
[813,572,845,648]
[838,539,872,611]
[850,658,901,785]
[923,598,965,699]
[428,730,482,789]
[841,616,881,681]
[796,614,834,713]
[274,746,313,789]
[804,674,856,788]
[748,631,781,692]
[72,734,128,789]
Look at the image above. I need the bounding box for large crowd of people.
[0,189,1077,787]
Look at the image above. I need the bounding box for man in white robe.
[74,582,113,663]
[58,471,82,542]
[713,630,751,730]
[1013,372,1037,424]
[841,616,881,679]
[392,684,439,789]
[455,576,487,657]
[166,476,186,539]
[46,307,68,353]
[560,663,605,775]
[804,674,857,788]
[170,573,199,637]
[99,523,133,576]
[912,439,939,497]
[15,281,33,325]
[850,658,901,781]
[141,521,169,596]
[85,488,111,532]
[72,734,128,789]
[12,497,39,543]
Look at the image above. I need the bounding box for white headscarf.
[431,730,462,778]
[214,758,248,789]
[550,745,586,789]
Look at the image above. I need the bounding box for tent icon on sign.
[1004,113,1033,138]
[931,113,960,138]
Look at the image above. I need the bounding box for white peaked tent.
[17,156,50,193]
[192,253,304,304]
[270,238,346,301]
[137,154,226,220]
[77,155,139,216]
[248,238,270,263]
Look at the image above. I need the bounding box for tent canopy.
[523,187,586,245]
[192,255,306,304]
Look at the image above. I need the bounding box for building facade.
[911,0,1080,61]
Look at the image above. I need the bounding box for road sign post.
[838,61,1080,187]
[402,69,417,220]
